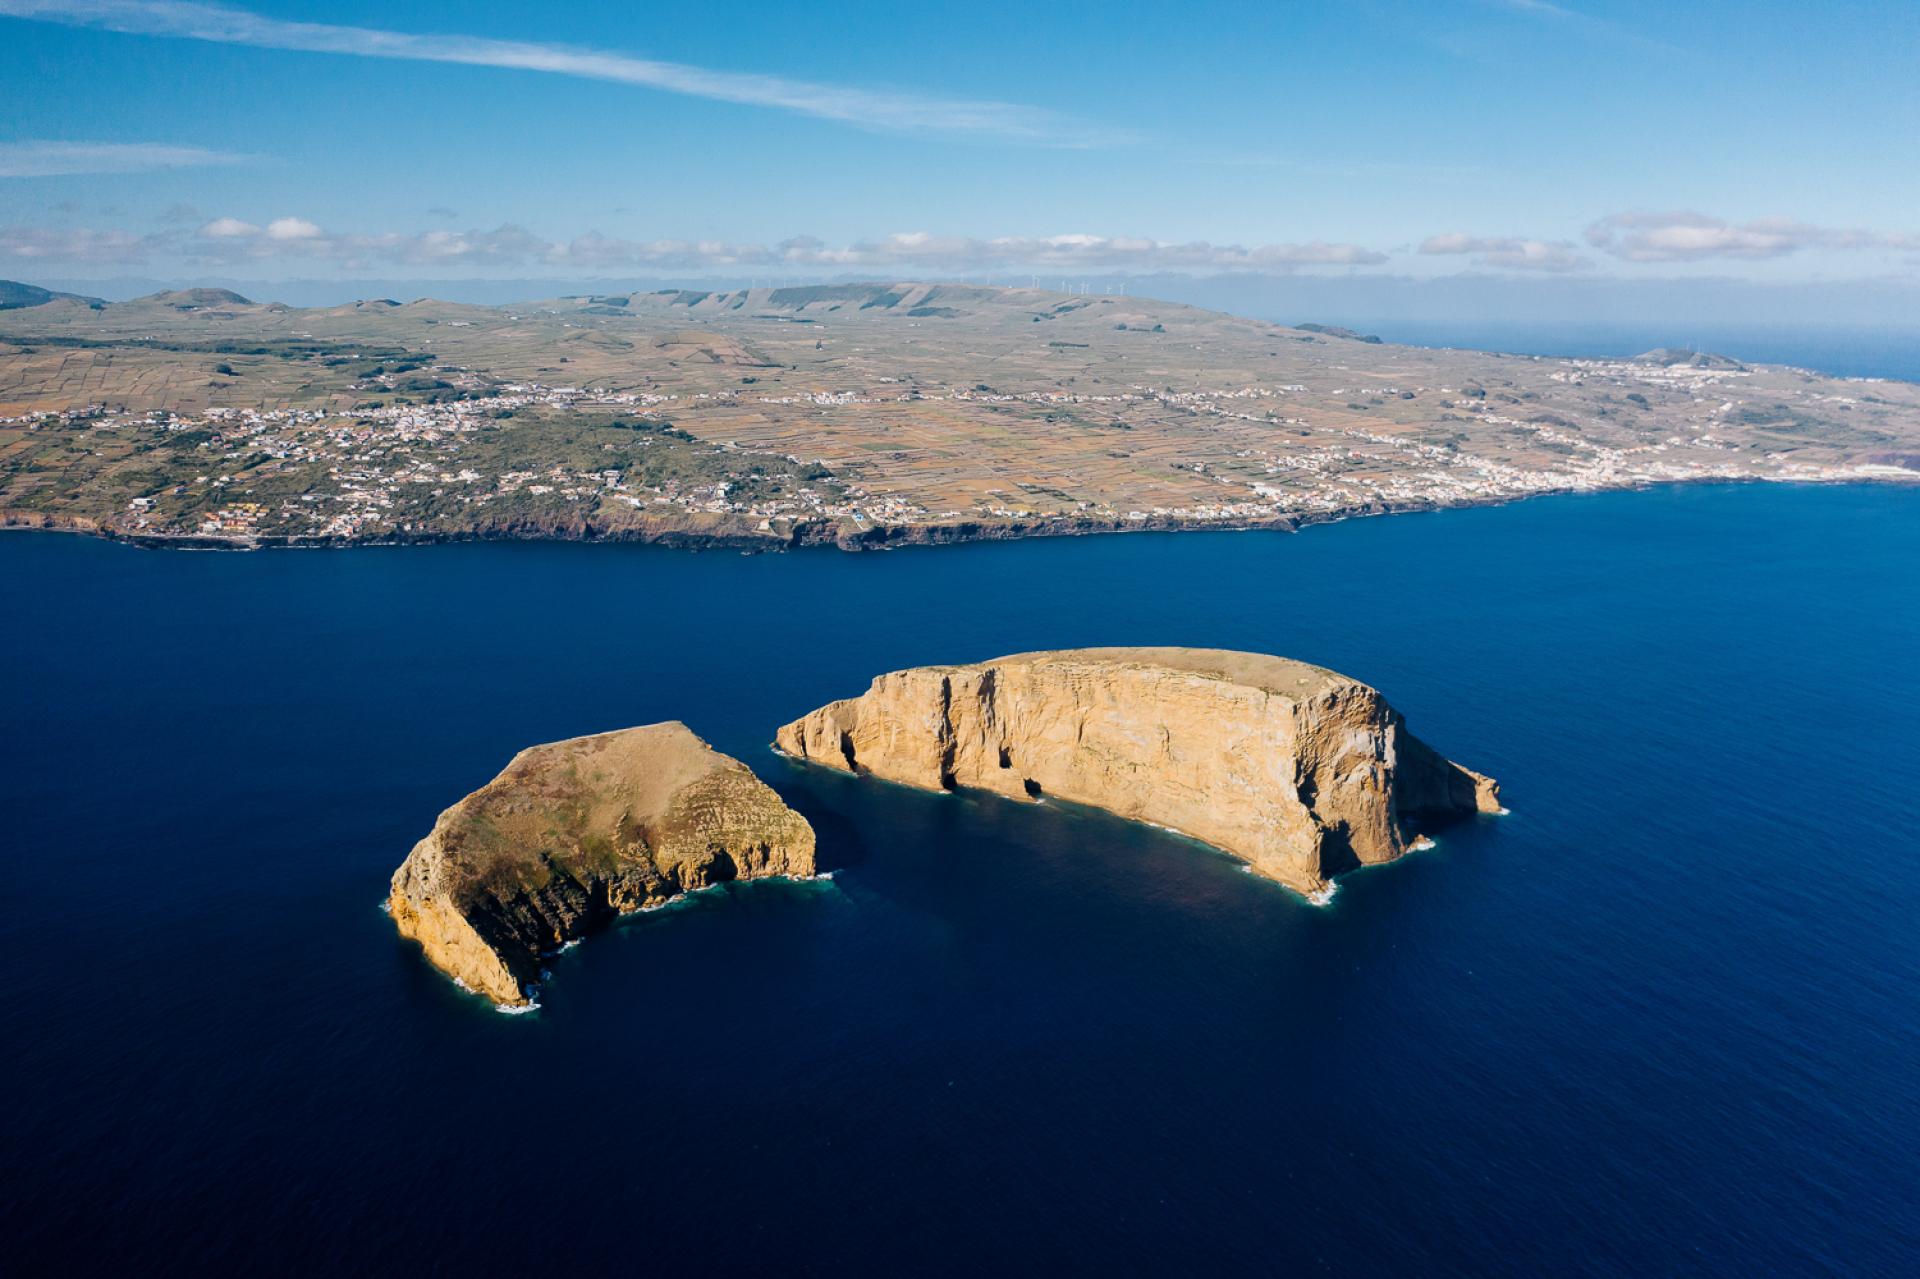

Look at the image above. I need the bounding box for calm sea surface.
[5,482,1917,1277]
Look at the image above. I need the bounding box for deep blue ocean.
[5,482,1918,1277]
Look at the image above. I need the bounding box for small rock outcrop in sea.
[775,648,1498,898]
[390,722,815,1004]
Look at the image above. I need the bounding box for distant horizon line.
[14,270,1920,289]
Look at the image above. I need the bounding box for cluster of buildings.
[197,502,266,534]
[106,382,918,536]
[36,358,1917,542]
[1546,359,1751,393]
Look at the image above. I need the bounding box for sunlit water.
[4,482,1916,1276]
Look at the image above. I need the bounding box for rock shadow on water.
[763,752,872,875]
[773,747,1495,922]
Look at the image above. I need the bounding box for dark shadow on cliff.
[1316,820,1363,879]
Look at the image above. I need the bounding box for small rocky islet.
[388,721,816,1005]
[391,649,1498,1002]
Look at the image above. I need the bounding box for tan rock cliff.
[390,722,815,1005]
[774,648,1497,898]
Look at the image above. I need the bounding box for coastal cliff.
[389,722,815,1004]
[53,499,1467,554]
[775,648,1498,898]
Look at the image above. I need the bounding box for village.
[8,358,1908,544]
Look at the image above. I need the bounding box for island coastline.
[6,471,1912,554]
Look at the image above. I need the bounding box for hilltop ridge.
[0,279,104,311]
[1633,347,1745,371]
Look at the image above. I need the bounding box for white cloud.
[1421,215,1920,270]
[186,218,549,267]
[1587,210,1920,261]
[0,0,1109,144]
[3,217,1387,274]
[773,232,1387,271]
[535,231,1384,272]
[265,216,321,240]
[0,139,250,176]
[1419,232,1587,272]
[547,234,778,270]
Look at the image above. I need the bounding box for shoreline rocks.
[0,492,1547,554]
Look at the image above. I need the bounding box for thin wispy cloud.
[1,217,1388,274]
[0,223,159,262]
[1188,153,1488,181]
[769,233,1388,272]
[1587,211,1920,261]
[0,139,250,176]
[551,234,781,271]
[1416,214,1920,269]
[191,216,549,267]
[1419,232,1588,272]
[0,0,1112,144]
[1456,0,1679,57]
[1490,0,1580,19]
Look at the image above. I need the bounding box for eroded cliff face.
[774,648,1498,898]
[389,722,815,1004]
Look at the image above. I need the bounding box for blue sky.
[1,0,1916,285]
